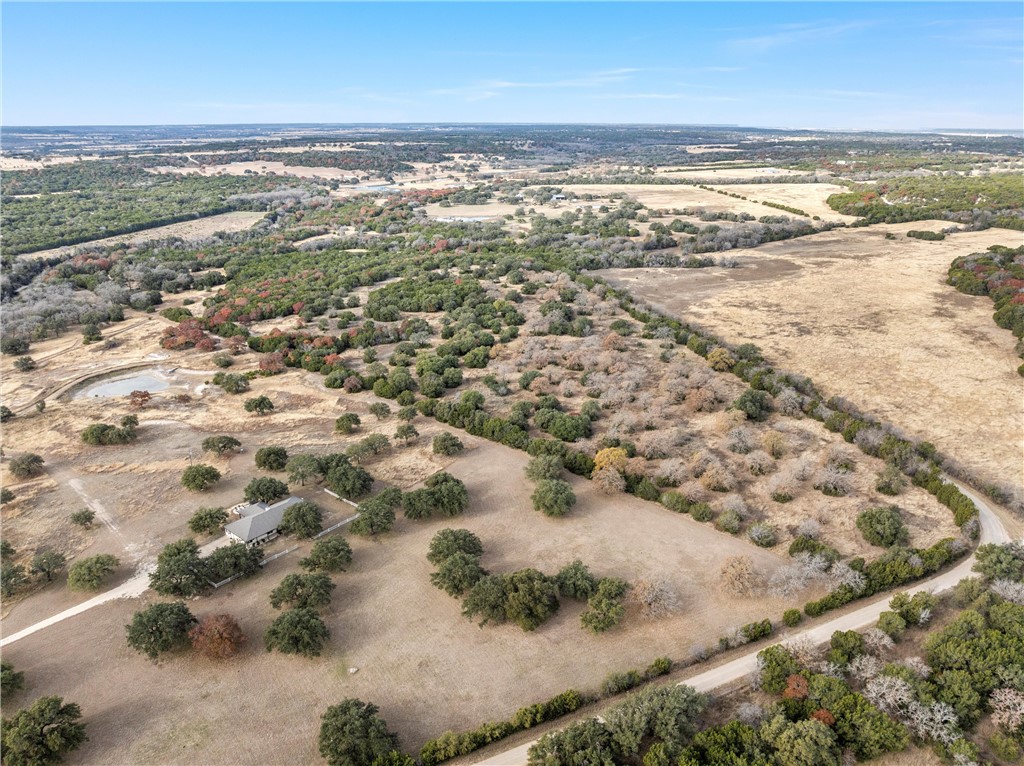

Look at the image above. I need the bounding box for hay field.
[546,183,811,219]
[599,222,1024,494]
[712,182,860,221]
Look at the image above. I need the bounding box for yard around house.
[2,436,797,764]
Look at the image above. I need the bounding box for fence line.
[314,513,360,539]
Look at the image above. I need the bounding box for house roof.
[224,496,303,543]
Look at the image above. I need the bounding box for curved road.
[477,481,1014,766]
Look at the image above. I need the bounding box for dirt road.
[476,481,1012,766]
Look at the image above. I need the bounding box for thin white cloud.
[728,21,873,53]
[429,68,643,101]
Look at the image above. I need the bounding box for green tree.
[244,395,275,416]
[327,462,374,499]
[856,505,909,548]
[125,601,197,659]
[264,607,330,657]
[555,560,598,601]
[426,528,484,566]
[581,577,628,634]
[318,698,401,766]
[369,402,391,421]
[280,501,323,538]
[604,684,708,757]
[350,502,395,537]
[9,453,44,479]
[425,472,468,517]
[526,455,563,481]
[286,454,321,486]
[255,446,289,471]
[188,507,228,536]
[733,389,773,421]
[1,487,14,504]
[1,660,25,696]
[531,479,576,517]
[244,476,289,504]
[149,539,208,597]
[30,550,66,582]
[270,573,335,610]
[430,552,487,597]
[335,413,361,435]
[527,719,617,766]
[181,463,221,492]
[205,543,261,582]
[394,423,418,444]
[973,542,1024,582]
[0,696,88,766]
[301,537,353,573]
[831,693,909,760]
[201,435,241,456]
[762,716,841,766]
[504,569,560,631]
[431,432,464,456]
[66,554,119,591]
[69,509,95,528]
[1,562,27,598]
[462,574,509,627]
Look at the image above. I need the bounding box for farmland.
[1,124,1022,766]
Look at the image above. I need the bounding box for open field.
[657,166,806,179]
[712,182,860,221]
[15,210,266,261]
[599,222,1024,495]
[545,183,814,220]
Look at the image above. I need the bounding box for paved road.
[0,536,230,648]
[477,481,1013,766]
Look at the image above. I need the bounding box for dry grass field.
[16,211,266,262]
[599,222,1024,496]
[712,182,860,221]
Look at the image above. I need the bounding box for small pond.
[77,373,170,399]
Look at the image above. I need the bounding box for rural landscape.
[1,3,1023,766]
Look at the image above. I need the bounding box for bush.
[740,619,773,642]
[503,569,560,631]
[856,505,908,548]
[783,609,802,627]
[877,610,907,640]
[430,552,487,597]
[602,670,642,696]
[427,528,484,566]
[255,446,288,471]
[67,554,119,591]
[432,432,464,456]
[525,455,563,481]
[334,413,361,434]
[555,560,598,601]
[733,389,773,421]
[531,478,576,517]
[581,577,628,634]
[181,463,221,492]
[9,453,44,479]
[747,522,777,547]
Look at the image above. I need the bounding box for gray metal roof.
[224,496,304,543]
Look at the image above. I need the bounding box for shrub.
[581,577,628,634]
[430,552,487,597]
[741,619,773,642]
[270,573,335,610]
[334,413,361,434]
[555,560,598,601]
[9,453,44,479]
[427,528,483,566]
[255,446,288,471]
[602,670,643,696]
[531,478,576,517]
[70,509,96,528]
[525,455,563,481]
[783,609,802,627]
[67,554,119,591]
[856,505,909,548]
[190,614,245,659]
[181,463,221,492]
[201,435,241,456]
[733,389,773,421]
[503,568,560,631]
[432,432,464,456]
[747,522,777,547]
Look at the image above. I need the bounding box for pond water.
[434,215,493,222]
[78,373,170,399]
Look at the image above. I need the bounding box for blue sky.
[3,2,1021,129]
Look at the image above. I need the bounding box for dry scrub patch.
[599,223,1024,493]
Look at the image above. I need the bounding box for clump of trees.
[80,415,139,445]
[402,472,468,520]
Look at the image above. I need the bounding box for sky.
[2,2,1022,130]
